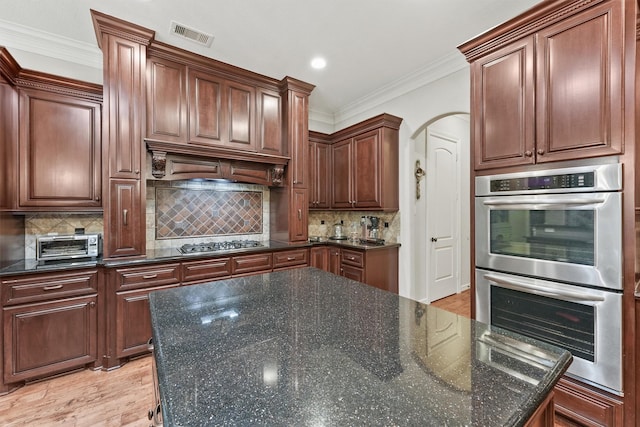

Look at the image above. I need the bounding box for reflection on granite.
[149,268,572,426]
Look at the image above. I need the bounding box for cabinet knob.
[95,195,101,201]
[90,301,96,308]
[135,169,140,175]
[537,148,545,155]
[524,150,533,157]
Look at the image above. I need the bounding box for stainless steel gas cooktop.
[179,240,263,254]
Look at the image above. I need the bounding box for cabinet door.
[116,284,179,359]
[289,91,309,188]
[3,295,97,383]
[147,57,187,143]
[471,36,535,170]
[188,69,224,145]
[106,179,144,258]
[225,80,256,151]
[311,142,331,209]
[328,247,341,275]
[536,1,623,163]
[341,264,364,282]
[353,130,382,208]
[18,89,102,208]
[256,88,282,155]
[310,246,329,271]
[290,188,309,242]
[332,139,353,208]
[104,35,145,179]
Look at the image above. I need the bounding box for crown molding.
[333,51,468,125]
[0,18,102,69]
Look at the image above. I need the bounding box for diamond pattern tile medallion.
[156,187,263,239]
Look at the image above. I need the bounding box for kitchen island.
[149,267,572,426]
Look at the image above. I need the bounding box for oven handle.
[483,273,605,303]
[482,196,606,209]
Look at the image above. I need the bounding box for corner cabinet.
[462,0,625,170]
[330,114,402,211]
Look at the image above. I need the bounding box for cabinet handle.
[298,209,302,220]
[90,301,96,308]
[43,284,63,291]
[537,148,545,156]
[143,274,158,280]
[524,150,533,157]
[348,256,355,260]
[287,257,295,261]
[123,209,128,226]
[293,179,298,184]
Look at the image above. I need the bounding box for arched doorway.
[411,113,470,303]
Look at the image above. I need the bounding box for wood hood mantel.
[146,139,289,186]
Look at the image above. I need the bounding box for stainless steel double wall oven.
[474,163,623,395]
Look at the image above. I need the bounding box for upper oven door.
[475,191,621,290]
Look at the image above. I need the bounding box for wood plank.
[0,357,153,426]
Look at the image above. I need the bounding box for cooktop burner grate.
[179,240,263,254]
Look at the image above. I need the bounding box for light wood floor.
[430,289,471,317]
[0,357,154,427]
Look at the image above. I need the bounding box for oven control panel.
[490,172,595,192]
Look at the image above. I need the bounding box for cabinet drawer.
[182,257,232,284]
[273,249,309,269]
[2,270,98,306]
[232,253,272,276]
[341,249,364,268]
[115,263,180,291]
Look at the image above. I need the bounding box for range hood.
[146,140,289,187]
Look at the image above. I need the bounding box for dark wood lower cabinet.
[3,295,97,384]
[115,284,179,359]
[554,377,623,426]
[310,244,399,293]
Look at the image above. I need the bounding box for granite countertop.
[0,239,399,276]
[149,267,572,426]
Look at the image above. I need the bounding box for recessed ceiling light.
[311,57,327,69]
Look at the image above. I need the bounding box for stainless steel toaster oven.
[36,234,101,262]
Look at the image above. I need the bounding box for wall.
[309,67,471,300]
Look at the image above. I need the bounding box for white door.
[426,130,459,302]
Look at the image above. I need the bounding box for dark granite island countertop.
[149,267,572,426]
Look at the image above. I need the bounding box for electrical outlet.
[384,222,389,228]
[321,220,325,225]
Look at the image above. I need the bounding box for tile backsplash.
[147,180,270,250]
[24,214,104,259]
[308,211,400,243]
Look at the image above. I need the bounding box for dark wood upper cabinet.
[470,37,535,169]
[147,57,278,155]
[309,135,331,209]
[330,114,402,211]
[18,88,102,209]
[147,57,187,143]
[462,0,624,171]
[535,1,623,163]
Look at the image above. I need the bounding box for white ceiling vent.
[170,21,214,47]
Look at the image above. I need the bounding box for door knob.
[431,237,437,242]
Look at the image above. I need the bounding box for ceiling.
[0,0,540,122]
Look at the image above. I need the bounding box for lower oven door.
[475,268,623,395]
